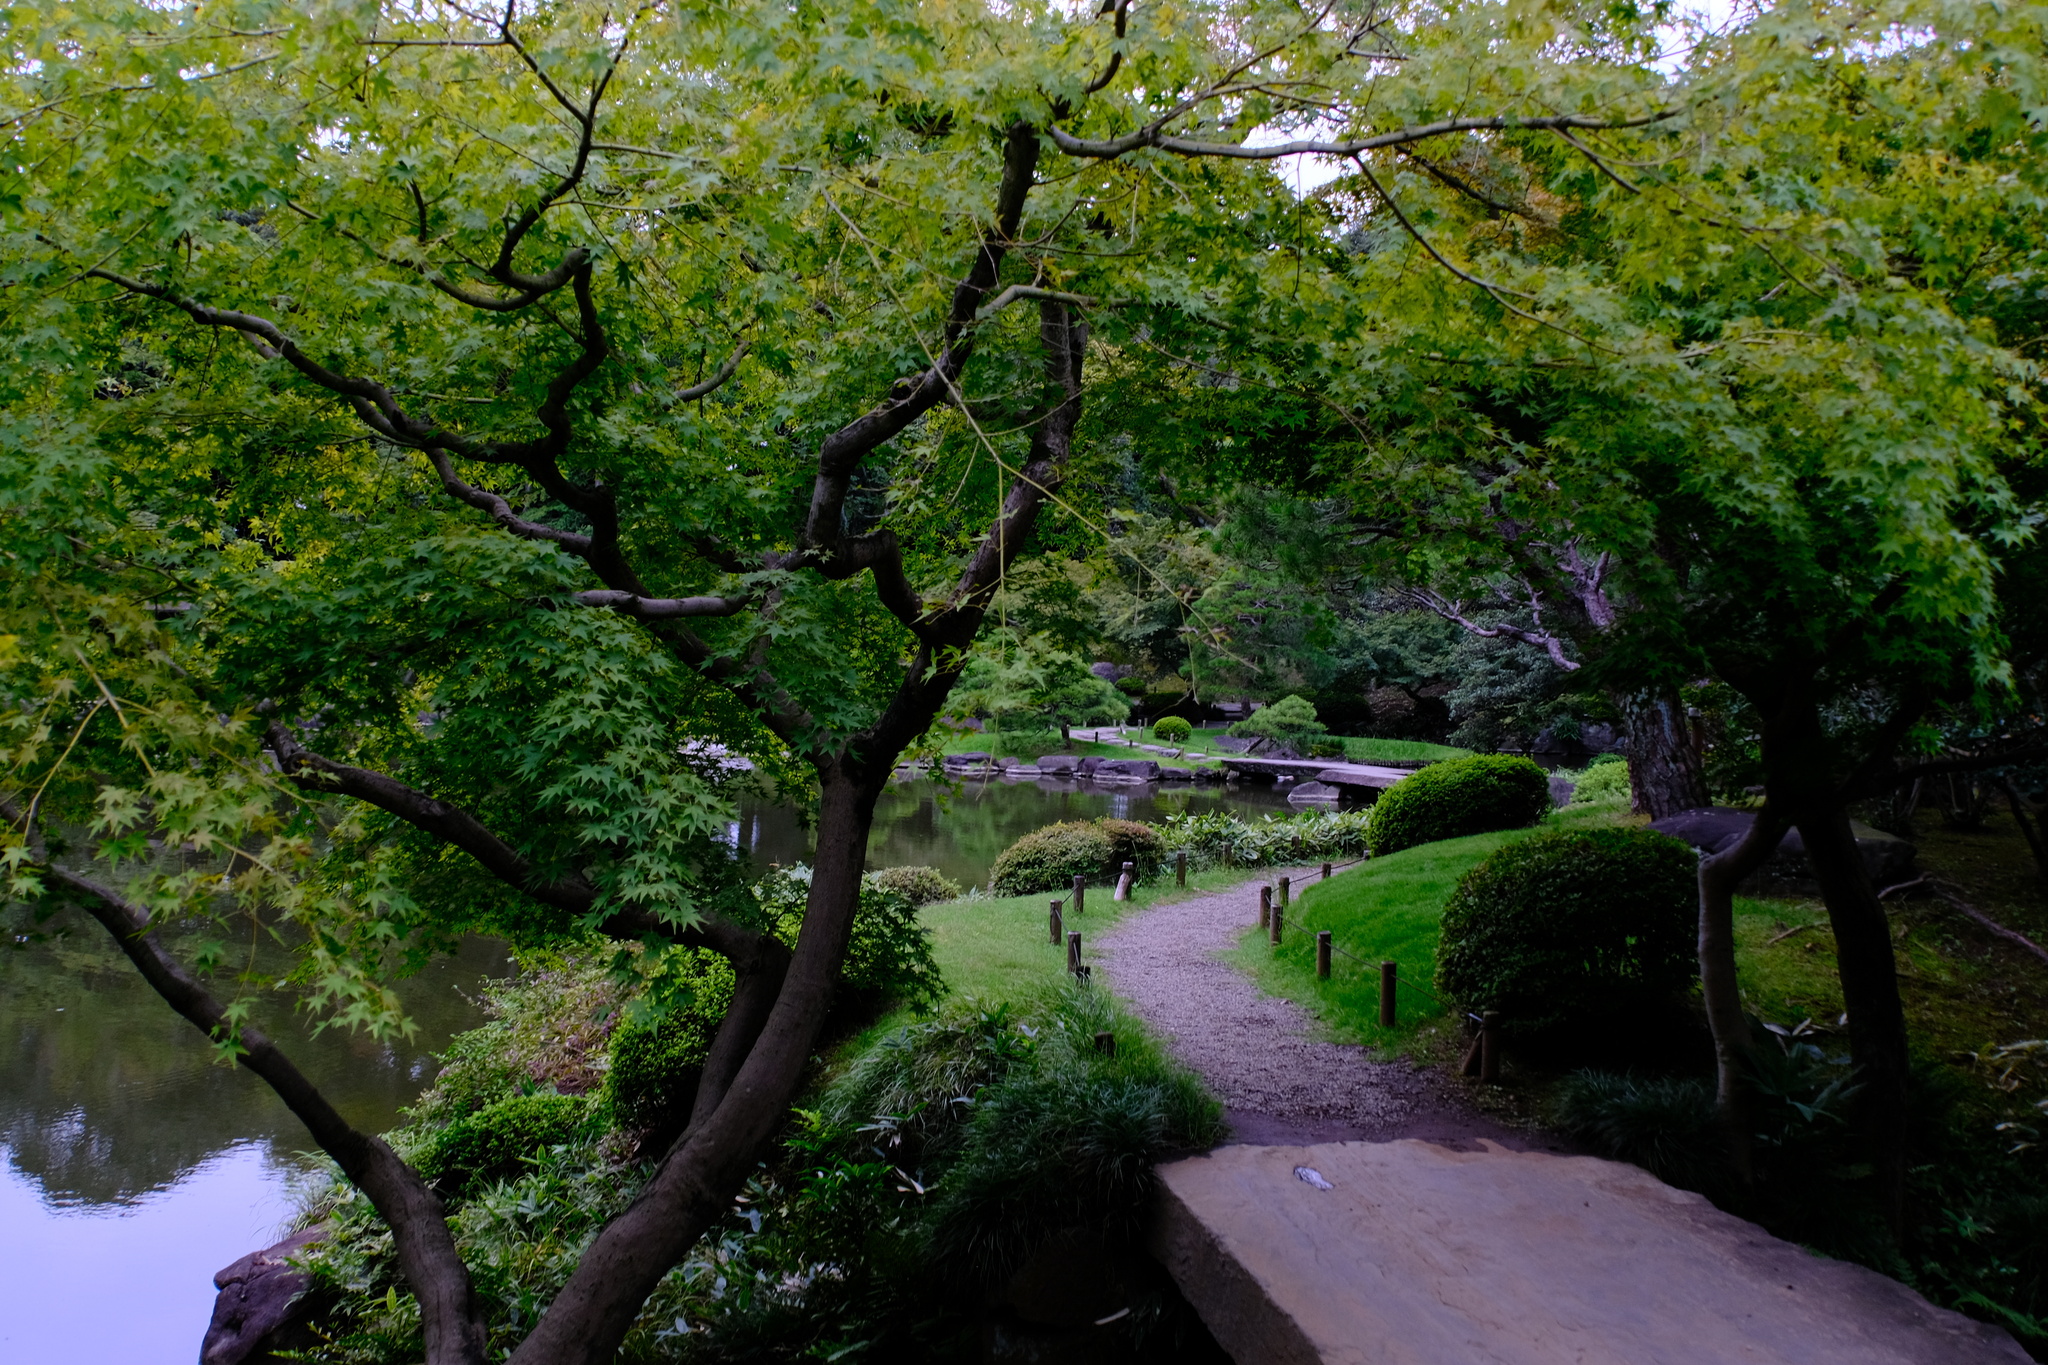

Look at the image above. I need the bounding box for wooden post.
[1321,861,1332,881]
[1175,850,1188,888]
[1093,1030,1117,1057]
[1379,961,1397,1028]
[1114,860,1135,902]
[1270,898,1284,946]
[1480,1010,1501,1083]
[1071,874,1085,917]
[1049,900,1063,945]
[1277,875,1291,913]
[1067,930,1082,976]
[1316,931,1332,979]
[1258,884,1271,929]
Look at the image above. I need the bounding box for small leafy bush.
[989,818,1161,894]
[602,948,736,1134]
[1098,817,1165,879]
[1436,827,1698,1034]
[1366,753,1550,857]
[865,864,962,907]
[1569,758,1632,805]
[756,865,944,1015]
[419,1092,594,1194]
[1152,715,1193,745]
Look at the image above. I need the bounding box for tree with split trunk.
[0,0,1730,1357]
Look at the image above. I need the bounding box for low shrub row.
[1156,808,1373,869]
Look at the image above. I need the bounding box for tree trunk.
[506,769,885,1365]
[1797,806,1911,1230]
[1698,805,1789,1183]
[1620,687,1710,819]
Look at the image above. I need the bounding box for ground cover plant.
[1157,809,1374,870]
[1365,755,1553,857]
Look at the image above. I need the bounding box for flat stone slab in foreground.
[1152,1140,2025,1365]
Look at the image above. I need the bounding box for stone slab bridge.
[1219,757,1412,807]
[1151,1139,2026,1365]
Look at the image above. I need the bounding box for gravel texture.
[1096,871,1542,1149]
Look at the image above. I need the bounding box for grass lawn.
[1095,725,1469,768]
[916,864,1264,1001]
[1227,800,1634,1045]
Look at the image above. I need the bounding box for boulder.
[1548,774,1578,808]
[1003,764,1044,779]
[1078,756,1104,776]
[202,1226,327,1365]
[945,751,992,768]
[1648,806,1918,896]
[1195,767,1225,784]
[1095,759,1159,780]
[1287,780,1341,804]
[1214,735,1259,754]
[1159,766,1194,782]
[1037,754,1081,773]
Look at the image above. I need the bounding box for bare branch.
[674,340,751,402]
[1404,586,1581,671]
[573,589,750,619]
[1048,107,1678,161]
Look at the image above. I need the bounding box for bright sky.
[1250,0,1753,197]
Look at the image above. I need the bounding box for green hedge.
[1157,808,1372,868]
[866,864,963,907]
[1366,753,1550,857]
[989,818,1163,896]
[1435,827,1698,1035]
[420,1092,593,1194]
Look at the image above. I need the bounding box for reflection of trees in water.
[0,922,506,1207]
[736,779,1295,887]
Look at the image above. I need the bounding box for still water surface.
[1,776,1289,1361]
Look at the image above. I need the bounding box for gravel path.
[1096,872,1541,1149]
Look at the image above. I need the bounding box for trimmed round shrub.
[1152,716,1193,745]
[1435,827,1698,1035]
[421,1092,592,1193]
[1366,753,1550,857]
[867,864,964,907]
[989,819,1163,895]
[1569,759,1632,805]
[1097,818,1164,879]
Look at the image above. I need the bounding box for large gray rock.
[1095,758,1159,780]
[944,751,992,768]
[1037,754,1081,773]
[1150,1140,2025,1365]
[1648,806,1918,895]
[202,1226,327,1365]
[1159,766,1194,782]
[1078,756,1105,776]
[1213,735,1259,754]
[1287,780,1340,804]
[1549,774,1578,808]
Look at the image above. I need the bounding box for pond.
[1,774,1292,1360]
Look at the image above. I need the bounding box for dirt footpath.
[1094,871,1546,1150]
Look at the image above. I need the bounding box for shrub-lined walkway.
[1094,869,1534,1149]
